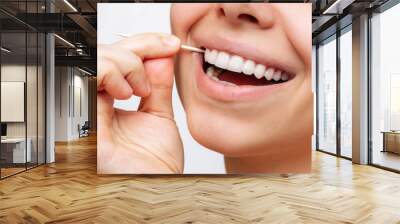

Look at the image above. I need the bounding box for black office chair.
[79,121,90,138]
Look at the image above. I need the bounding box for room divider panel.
[0,0,46,179]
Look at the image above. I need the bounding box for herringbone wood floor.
[0,135,400,224]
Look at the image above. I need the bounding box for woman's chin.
[186,119,266,157]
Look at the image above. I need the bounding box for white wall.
[54,67,89,141]
[1,63,46,163]
[98,3,226,174]
[1,78,24,123]
[55,66,69,141]
[1,65,32,138]
[71,73,89,138]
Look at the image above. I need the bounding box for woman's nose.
[218,3,276,29]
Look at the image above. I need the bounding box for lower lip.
[193,53,292,102]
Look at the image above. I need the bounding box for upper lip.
[190,33,297,76]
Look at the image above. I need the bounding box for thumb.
[138,57,175,119]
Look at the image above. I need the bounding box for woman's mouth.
[191,46,296,102]
[202,48,292,86]
[188,33,299,102]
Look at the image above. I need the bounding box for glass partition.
[1,30,28,177]
[339,27,352,158]
[371,3,400,171]
[317,35,337,154]
[38,32,45,165]
[0,1,46,179]
[26,0,40,170]
[27,31,38,169]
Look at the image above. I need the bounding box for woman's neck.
[224,144,311,173]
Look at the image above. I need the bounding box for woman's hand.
[97,33,184,174]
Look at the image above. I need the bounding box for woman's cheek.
[275,4,312,68]
[171,3,214,37]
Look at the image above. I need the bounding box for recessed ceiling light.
[78,67,93,76]
[54,34,75,48]
[63,0,78,12]
[323,0,355,15]
[1,47,11,53]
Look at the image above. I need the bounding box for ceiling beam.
[55,55,96,71]
[312,15,335,33]
[66,13,96,47]
[323,0,356,14]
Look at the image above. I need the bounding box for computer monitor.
[1,123,7,137]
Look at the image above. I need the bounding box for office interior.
[0,0,96,179]
[313,0,400,173]
[0,0,399,222]
[0,0,398,176]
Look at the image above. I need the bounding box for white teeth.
[272,70,282,81]
[215,52,230,69]
[220,80,237,87]
[209,50,218,64]
[206,66,237,86]
[210,76,219,82]
[254,64,266,79]
[205,49,218,64]
[227,55,244,73]
[206,66,222,78]
[206,66,214,77]
[242,60,255,75]
[205,49,210,62]
[281,73,289,81]
[264,68,275,80]
[204,48,290,82]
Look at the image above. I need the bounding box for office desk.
[382,131,400,154]
[1,138,31,163]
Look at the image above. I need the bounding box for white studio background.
[98,3,226,174]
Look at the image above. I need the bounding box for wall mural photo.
[97,3,313,174]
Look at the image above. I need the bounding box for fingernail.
[163,35,180,47]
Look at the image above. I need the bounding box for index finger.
[113,33,181,60]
